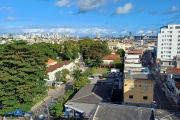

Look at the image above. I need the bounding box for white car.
[88,76,94,80]
[152,101,157,108]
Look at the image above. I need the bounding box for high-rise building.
[157,24,180,59]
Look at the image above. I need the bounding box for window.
[170,27,173,29]
[179,31,180,33]
[143,96,148,100]
[139,85,141,87]
[170,31,172,33]
[162,31,164,33]
[175,26,180,29]
[129,85,134,89]
[129,95,133,99]
[144,86,148,90]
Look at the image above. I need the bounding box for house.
[157,59,176,73]
[165,68,180,105]
[123,73,156,106]
[124,53,142,73]
[128,50,143,56]
[92,103,154,120]
[46,59,57,67]
[107,42,125,51]
[101,54,120,67]
[46,61,75,81]
[64,83,113,119]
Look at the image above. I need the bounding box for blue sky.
[0,0,180,37]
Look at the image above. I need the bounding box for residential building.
[107,42,125,51]
[46,61,75,81]
[165,68,180,105]
[158,59,176,73]
[157,24,180,59]
[124,51,142,73]
[92,103,154,120]
[123,73,156,105]
[46,59,57,67]
[64,83,113,119]
[101,54,120,67]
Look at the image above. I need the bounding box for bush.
[86,80,91,83]
[102,73,108,78]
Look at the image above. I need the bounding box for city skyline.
[0,0,180,37]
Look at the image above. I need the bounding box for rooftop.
[107,42,118,46]
[103,54,120,60]
[93,103,154,120]
[166,68,180,73]
[70,83,113,104]
[124,73,155,81]
[46,59,56,65]
[128,50,142,55]
[46,60,70,72]
[154,109,180,120]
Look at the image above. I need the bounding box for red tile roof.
[46,61,70,72]
[103,54,120,60]
[175,82,180,89]
[166,68,180,73]
[46,59,56,65]
[128,50,142,55]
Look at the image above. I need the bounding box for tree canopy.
[116,48,125,57]
[0,40,48,114]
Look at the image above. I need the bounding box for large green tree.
[116,48,125,57]
[0,40,48,114]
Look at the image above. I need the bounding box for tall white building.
[157,24,180,59]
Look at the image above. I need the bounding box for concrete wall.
[123,79,155,104]
[47,62,76,81]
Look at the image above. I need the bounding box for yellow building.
[123,73,156,105]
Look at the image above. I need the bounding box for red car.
[99,76,103,79]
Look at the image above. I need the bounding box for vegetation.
[55,69,70,83]
[116,48,125,57]
[0,40,48,114]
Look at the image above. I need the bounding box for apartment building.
[123,73,156,105]
[157,24,180,59]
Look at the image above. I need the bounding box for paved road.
[31,82,73,120]
[142,51,175,110]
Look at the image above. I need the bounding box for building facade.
[123,73,156,105]
[157,24,180,59]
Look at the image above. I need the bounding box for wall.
[124,79,155,104]
[103,60,113,64]
[47,62,76,81]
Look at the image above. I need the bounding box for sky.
[0,0,180,37]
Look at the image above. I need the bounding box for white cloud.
[113,3,133,14]
[77,0,107,13]
[55,0,71,7]
[136,30,144,35]
[163,6,180,14]
[121,30,128,34]
[5,17,16,21]
[68,11,73,14]
[0,7,12,11]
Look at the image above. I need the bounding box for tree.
[113,58,124,71]
[92,58,103,68]
[72,69,82,79]
[116,49,125,57]
[0,40,48,113]
[73,76,86,91]
[87,43,109,59]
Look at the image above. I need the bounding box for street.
[142,51,175,110]
[31,81,73,120]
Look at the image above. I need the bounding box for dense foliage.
[0,41,48,114]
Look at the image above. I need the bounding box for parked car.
[113,84,119,89]
[114,82,119,85]
[99,76,103,79]
[152,101,157,108]
[87,76,94,80]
